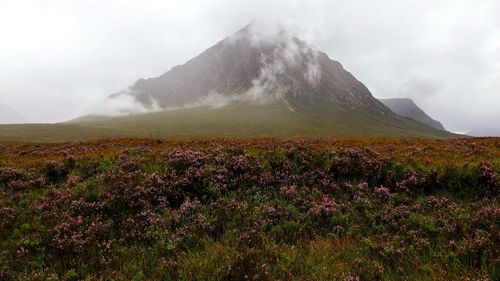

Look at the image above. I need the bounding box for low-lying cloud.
[80,88,162,118]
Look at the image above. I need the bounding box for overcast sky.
[0,0,499,133]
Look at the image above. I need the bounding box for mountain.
[0,23,461,142]
[99,23,457,138]
[378,98,445,130]
[0,103,25,124]
[467,128,500,137]
[110,23,391,116]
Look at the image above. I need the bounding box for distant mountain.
[0,103,25,124]
[467,128,500,137]
[379,98,445,130]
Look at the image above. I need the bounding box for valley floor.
[0,138,499,280]
[0,102,459,142]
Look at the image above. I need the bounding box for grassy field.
[0,137,498,280]
[0,103,459,142]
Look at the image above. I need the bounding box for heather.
[0,138,499,280]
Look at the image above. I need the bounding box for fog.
[0,0,499,134]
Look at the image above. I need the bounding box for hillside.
[0,101,460,142]
[379,98,445,130]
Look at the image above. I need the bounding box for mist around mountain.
[0,103,25,124]
[378,98,445,130]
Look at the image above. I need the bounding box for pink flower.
[374,185,393,199]
[280,185,297,197]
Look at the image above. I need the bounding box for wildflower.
[374,185,393,199]
[280,185,297,197]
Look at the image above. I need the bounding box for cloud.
[225,23,323,103]
[85,89,162,117]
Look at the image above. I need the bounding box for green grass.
[0,102,460,142]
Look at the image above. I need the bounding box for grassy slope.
[0,103,460,142]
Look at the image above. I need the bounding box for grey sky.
[0,0,499,133]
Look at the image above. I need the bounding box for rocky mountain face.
[378,98,445,130]
[111,23,392,115]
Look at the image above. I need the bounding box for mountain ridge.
[378,98,445,130]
